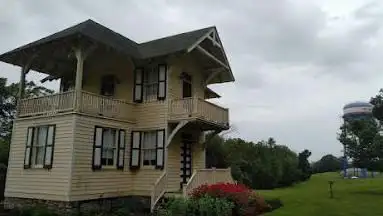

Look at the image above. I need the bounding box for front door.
[180,134,192,189]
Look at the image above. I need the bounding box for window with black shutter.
[157,64,167,100]
[130,131,141,170]
[156,129,165,169]
[133,68,144,102]
[117,130,126,170]
[24,125,56,169]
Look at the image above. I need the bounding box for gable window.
[24,125,56,169]
[130,129,165,170]
[93,126,126,170]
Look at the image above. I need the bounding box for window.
[143,67,158,101]
[101,75,116,96]
[24,125,56,169]
[93,126,126,170]
[133,64,167,102]
[130,129,165,170]
[182,73,192,98]
[101,128,117,166]
[142,131,157,166]
[60,79,74,92]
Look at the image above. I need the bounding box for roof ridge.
[139,26,215,45]
[82,19,139,45]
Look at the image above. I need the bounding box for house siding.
[5,114,75,201]
[168,55,205,100]
[166,131,206,192]
[70,114,134,201]
[82,55,134,102]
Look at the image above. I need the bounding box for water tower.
[341,101,373,178]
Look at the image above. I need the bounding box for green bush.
[157,195,234,216]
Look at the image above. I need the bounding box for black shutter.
[24,127,34,169]
[157,64,167,100]
[43,125,56,169]
[133,68,144,103]
[92,127,103,170]
[130,131,141,170]
[117,129,126,170]
[155,129,165,170]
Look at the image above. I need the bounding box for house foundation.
[3,196,151,215]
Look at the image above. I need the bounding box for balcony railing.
[18,91,75,117]
[17,91,135,121]
[169,98,229,127]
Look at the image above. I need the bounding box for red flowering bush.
[190,182,251,207]
[189,183,270,215]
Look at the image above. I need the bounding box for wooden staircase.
[150,168,234,213]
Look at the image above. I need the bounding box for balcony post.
[16,56,35,117]
[73,48,85,112]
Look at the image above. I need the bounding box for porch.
[17,90,135,122]
[169,98,229,130]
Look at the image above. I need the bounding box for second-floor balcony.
[17,91,135,122]
[169,98,229,129]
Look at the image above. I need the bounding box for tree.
[338,119,382,169]
[312,154,342,173]
[297,149,312,181]
[0,77,53,165]
[370,89,383,123]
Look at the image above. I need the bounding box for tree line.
[205,135,312,189]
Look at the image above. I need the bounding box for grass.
[258,172,383,216]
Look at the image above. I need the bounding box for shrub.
[190,183,270,216]
[158,195,234,216]
[265,198,283,212]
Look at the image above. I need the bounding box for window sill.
[141,166,157,170]
[32,165,44,169]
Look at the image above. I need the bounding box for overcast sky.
[1,0,383,160]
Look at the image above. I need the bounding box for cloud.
[1,0,383,160]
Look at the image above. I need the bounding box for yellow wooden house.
[0,20,235,213]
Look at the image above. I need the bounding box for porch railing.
[17,91,135,121]
[18,91,75,117]
[169,98,229,127]
[182,167,234,198]
[80,91,135,121]
[150,172,167,213]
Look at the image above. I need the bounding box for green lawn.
[258,172,383,216]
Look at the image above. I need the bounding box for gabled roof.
[138,27,213,58]
[0,19,234,83]
[0,19,141,61]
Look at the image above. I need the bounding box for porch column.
[74,48,84,112]
[16,57,34,117]
[18,67,26,100]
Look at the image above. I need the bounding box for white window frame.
[101,128,118,167]
[142,131,157,167]
[32,126,48,168]
[25,125,56,169]
[143,66,159,101]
